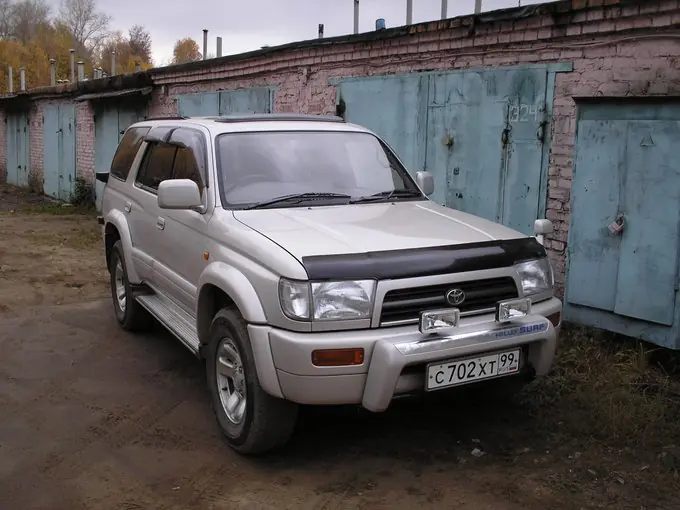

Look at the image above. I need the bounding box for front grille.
[379,277,518,326]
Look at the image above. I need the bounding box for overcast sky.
[50,0,553,66]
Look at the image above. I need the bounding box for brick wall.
[76,101,95,182]
[4,0,680,292]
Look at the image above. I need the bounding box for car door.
[107,127,155,281]
[153,127,213,316]
[131,140,177,292]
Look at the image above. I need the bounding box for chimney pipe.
[49,58,56,86]
[441,0,448,19]
[406,0,413,25]
[19,67,25,91]
[318,23,324,38]
[216,36,223,57]
[202,29,208,59]
[353,0,359,34]
[77,60,84,81]
[134,61,141,73]
[111,51,116,76]
[376,18,386,30]
[69,49,75,82]
[8,66,13,94]
[474,0,482,14]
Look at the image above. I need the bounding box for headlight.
[516,258,554,296]
[279,278,376,321]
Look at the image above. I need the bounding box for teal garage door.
[566,101,680,349]
[177,87,273,117]
[43,104,76,201]
[5,111,29,188]
[94,102,146,211]
[335,64,566,236]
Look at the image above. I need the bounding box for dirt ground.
[1,184,680,510]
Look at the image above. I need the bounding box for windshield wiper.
[349,189,424,204]
[244,192,352,210]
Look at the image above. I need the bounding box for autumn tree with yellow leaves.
[0,0,155,94]
[172,37,201,65]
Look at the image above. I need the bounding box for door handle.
[157,217,165,230]
[124,201,131,213]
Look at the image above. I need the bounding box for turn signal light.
[312,348,364,367]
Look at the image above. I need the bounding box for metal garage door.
[43,104,76,201]
[94,103,146,210]
[177,87,273,117]
[335,64,567,236]
[5,111,29,188]
[566,101,680,349]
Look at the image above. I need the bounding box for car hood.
[232,200,527,260]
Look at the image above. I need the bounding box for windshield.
[215,130,424,208]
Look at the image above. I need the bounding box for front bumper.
[249,297,562,412]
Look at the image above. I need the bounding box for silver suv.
[97,114,562,455]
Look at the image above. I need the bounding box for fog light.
[312,348,364,367]
[496,298,532,323]
[419,308,460,334]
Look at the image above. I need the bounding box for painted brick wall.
[4,0,680,293]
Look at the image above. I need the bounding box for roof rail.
[212,113,345,123]
[141,116,188,121]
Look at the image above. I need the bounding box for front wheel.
[206,308,298,455]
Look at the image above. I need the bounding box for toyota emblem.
[446,288,466,306]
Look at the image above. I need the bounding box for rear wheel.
[206,307,298,455]
[108,240,151,331]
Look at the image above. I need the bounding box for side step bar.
[136,294,201,356]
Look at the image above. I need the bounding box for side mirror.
[95,171,109,184]
[416,171,434,196]
[158,179,202,210]
[533,219,553,246]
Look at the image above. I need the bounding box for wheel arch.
[103,210,140,283]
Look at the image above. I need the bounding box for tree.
[128,24,151,65]
[172,37,201,64]
[11,0,50,43]
[58,0,110,50]
[0,0,16,39]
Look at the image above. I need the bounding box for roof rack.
[212,113,345,123]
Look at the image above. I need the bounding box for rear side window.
[110,127,150,181]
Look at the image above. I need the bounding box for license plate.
[426,348,521,391]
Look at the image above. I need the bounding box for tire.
[109,240,151,331]
[206,307,298,455]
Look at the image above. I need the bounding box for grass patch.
[522,325,680,446]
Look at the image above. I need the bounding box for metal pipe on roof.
[353,0,359,34]
[8,66,13,94]
[69,49,75,82]
[111,51,116,76]
[318,23,324,38]
[19,67,25,91]
[216,36,223,57]
[203,29,208,59]
[77,60,84,81]
[474,0,482,14]
[134,61,141,73]
[49,58,56,85]
[441,0,448,19]
[406,0,413,25]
